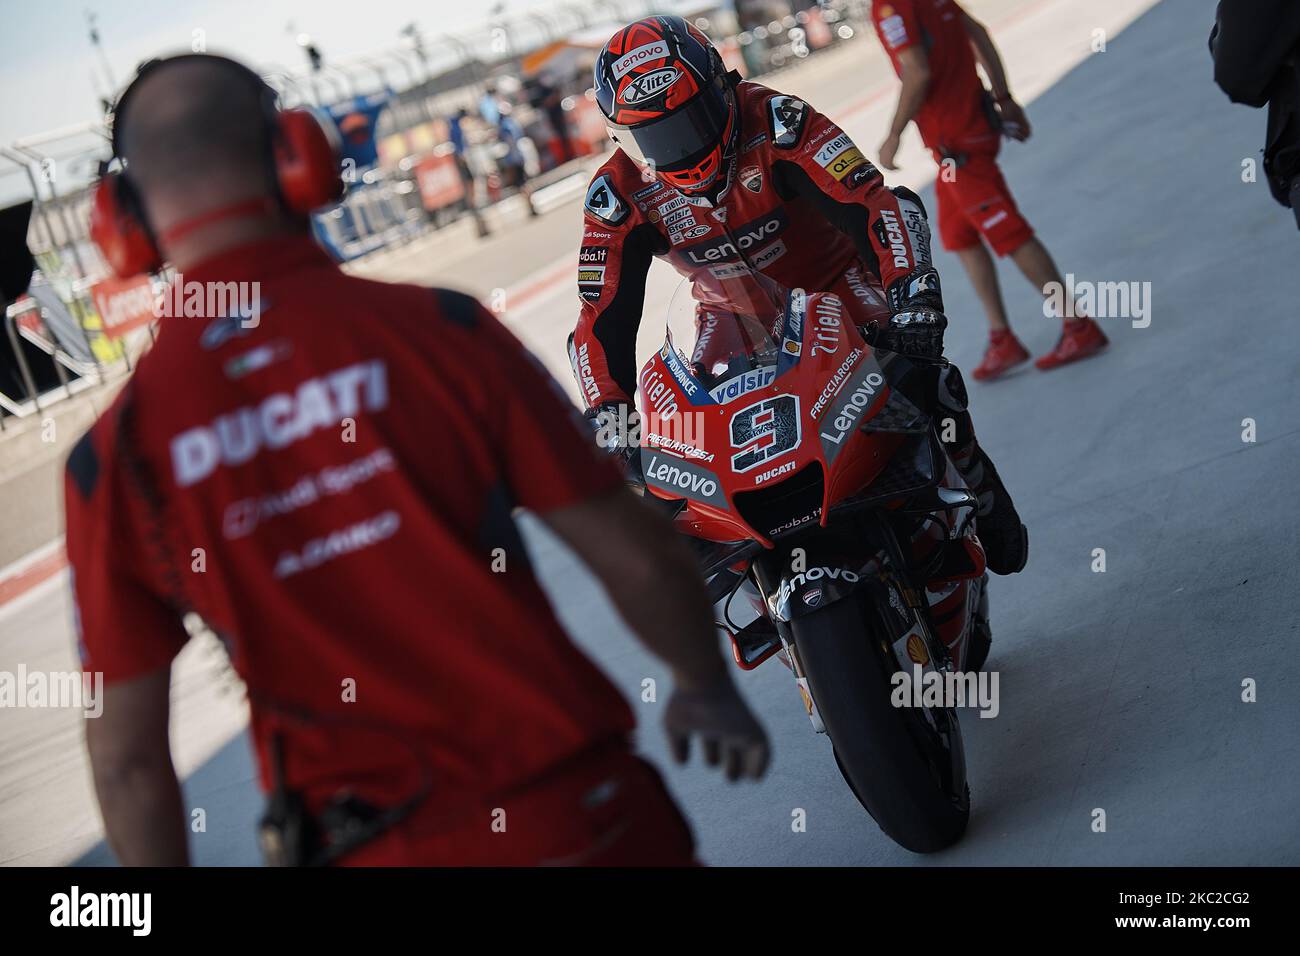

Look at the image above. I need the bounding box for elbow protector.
[883,185,944,313]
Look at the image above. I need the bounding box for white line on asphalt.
[0,568,68,622]
[0,536,64,582]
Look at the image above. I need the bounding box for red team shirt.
[65,236,634,818]
[871,0,1034,254]
[871,0,997,155]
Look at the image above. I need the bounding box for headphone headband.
[91,52,344,278]
[109,53,278,160]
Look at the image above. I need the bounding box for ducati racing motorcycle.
[627,267,994,853]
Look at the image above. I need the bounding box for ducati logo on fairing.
[777,567,860,609]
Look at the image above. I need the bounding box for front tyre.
[792,592,969,853]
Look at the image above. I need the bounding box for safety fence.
[0,0,875,425]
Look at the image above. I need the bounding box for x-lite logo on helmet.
[595,15,738,195]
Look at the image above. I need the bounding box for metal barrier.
[0,0,878,425]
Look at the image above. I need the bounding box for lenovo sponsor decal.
[612,41,670,78]
[819,369,886,449]
[644,453,728,507]
[777,567,860,609]
[681,209,788,264]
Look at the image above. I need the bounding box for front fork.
[746,514,954,734]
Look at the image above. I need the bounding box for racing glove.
[584,400,644,482]
[876,266,949,359]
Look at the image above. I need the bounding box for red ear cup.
[274,108,344,214]
[89,173,163,278]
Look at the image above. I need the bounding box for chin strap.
[158,196,281,245]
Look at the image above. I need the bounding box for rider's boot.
[936,366,1028,575]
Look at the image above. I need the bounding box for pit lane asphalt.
[3,0,1297,866]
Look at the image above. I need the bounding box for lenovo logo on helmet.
[613,41,670,78]
[621,67,680,104]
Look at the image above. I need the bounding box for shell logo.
[906,633,929,666]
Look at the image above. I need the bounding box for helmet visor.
[607,82,731,172]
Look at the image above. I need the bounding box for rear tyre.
[793,593,969,853]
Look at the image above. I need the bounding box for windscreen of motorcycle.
[640,272,805,410]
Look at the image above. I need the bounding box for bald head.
[117,57,279,228]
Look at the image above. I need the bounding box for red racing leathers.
[569,80,936,410]
[568,79,1028,577]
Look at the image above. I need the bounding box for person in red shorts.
[70,53,768,867]
[871,0,1108,379]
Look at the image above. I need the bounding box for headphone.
[90,53,345,278]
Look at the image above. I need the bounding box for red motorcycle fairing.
[636,283,986,672]
[637,290,908,545]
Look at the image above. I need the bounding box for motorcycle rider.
[568,16,1027,574]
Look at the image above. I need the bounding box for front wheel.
[792,592,969,853]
